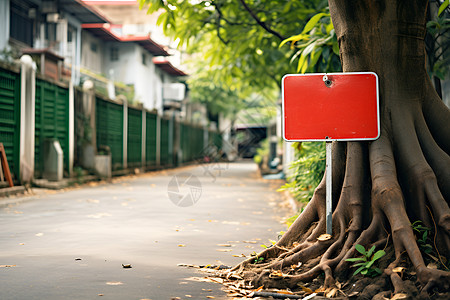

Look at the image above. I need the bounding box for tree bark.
[226,1,450,297]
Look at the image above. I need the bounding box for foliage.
[345,244,386,277]
[411,220,433,254]
[426,1,450,80]
[253,138,269,165]
[139,0,331,110]
[279,8,341,73]
[285,213,301,228]
[278,142,325,203]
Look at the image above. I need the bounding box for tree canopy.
[139,0,339,114]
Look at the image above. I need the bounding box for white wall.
[0,0,10,51]
[81,31,104,73]
[102,42,165,112]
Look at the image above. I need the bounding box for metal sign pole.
[326,141,332,235]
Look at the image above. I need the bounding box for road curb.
[0,186,26,197]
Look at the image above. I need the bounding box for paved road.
[0,161,292,300]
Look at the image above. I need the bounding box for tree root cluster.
[215,106,450,298]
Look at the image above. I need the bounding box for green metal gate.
[35,78,69,177]
[127,107,142,167]
[160,118,171,166]
[180,123,204,163]
[145,112,157,166]
[96,97,124,170]
[0,67,21,180]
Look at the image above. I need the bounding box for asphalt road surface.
[0,161,292,300]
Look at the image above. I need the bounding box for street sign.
[282,72,379,141]
[282,72,380,235]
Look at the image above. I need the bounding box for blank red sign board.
[282,72,380,141]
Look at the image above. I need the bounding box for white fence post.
[19,55,36,183]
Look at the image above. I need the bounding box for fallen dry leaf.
[290,262,302,270]
[253,286,264,292]
[106,281,123,285]
[35,233,44,237]
[122,264,132,268]
[0,265,16,268]
[317,234,332,241]
[209,277,224,284]
[269,270,284,278]
[217,244,232,247]
[216,249,232,252]
[427,262,438,269]
[298,284,314,294]
[326,287,338,298]
[206,296,215,299]
[178,244,186,247]
[242,240,257,244]
[232,254,246,258]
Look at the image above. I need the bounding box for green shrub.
[279,142,325,203]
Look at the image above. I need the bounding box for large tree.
[142,0,450,297]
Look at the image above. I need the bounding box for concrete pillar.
[0,0,10,51]
[19,55,36,183]
[141,109,146,168]
[68,80,74,177]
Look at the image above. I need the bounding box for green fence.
[35,78,70,177]
[0,67,21,180]
[96,97,124,170]
[180,123,205,163]
[160,118,172,166]
[145,112,157,166]
[127,107,142,167]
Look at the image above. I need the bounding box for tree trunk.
[226,0,450,297]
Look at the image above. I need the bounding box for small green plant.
[411,220,433,254]
[251,251,265,264]
[346,244,386,277]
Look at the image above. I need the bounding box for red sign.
[282,72,379,141]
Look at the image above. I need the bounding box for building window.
[142,53,147,65]
[110,47,119,61]
[10,2,34,46]
[90,42,98,53]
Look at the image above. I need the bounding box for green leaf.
[353,266,365,276]
[367,246,376,258]
[365,259,376,269]
[352,262,368,267]
[301,13,329,34]
[372,250,386,261]
[355,244,366,256]
[438,0,449,16]
[345,257,365,262]
[361,269,368,275]
[279,34,308,48]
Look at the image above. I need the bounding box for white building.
[81,23,187,113]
